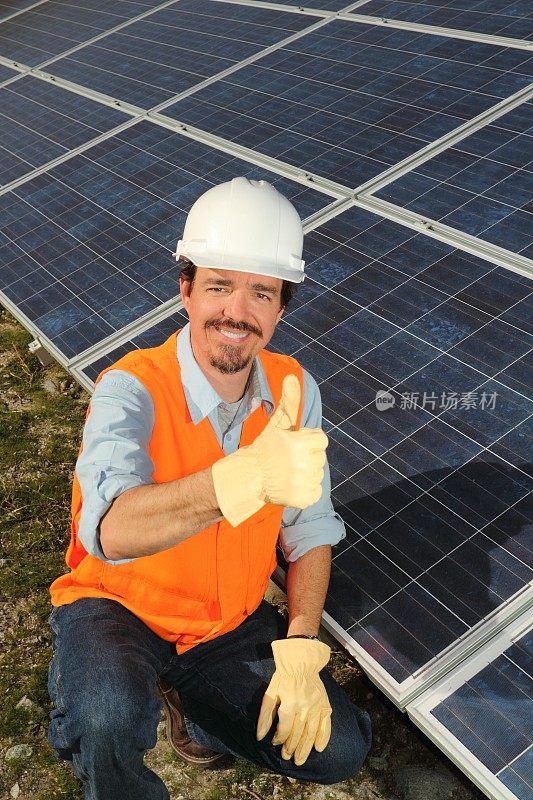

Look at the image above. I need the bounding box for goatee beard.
[210,348,252,374]
[206,318,262,374]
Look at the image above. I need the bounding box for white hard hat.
[174,177,305,283]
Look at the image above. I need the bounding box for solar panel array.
[0,1,531,797]
[158,21,532,189]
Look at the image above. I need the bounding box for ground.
[0,309,484,800]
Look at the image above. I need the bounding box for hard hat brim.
[175,245,305,283]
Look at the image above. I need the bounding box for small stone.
[391,766,461,800]
[42,376,58,393]
[10,783,20,799]
[0,558,6,567]
[5,744,33,761]
[16,696,33,710]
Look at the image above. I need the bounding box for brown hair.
[178,259,298,310]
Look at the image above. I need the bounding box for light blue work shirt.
[76,323,346,565]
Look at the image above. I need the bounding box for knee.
[308,709,372,785]
[79,679,160,752]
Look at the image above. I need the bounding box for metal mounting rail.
[338,10,533,50]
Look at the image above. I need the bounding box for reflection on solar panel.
[47,0,321,107]
[372,101,533,258]
[160,20,532,188]
[270,204,532,697]
[77,309,188,385]
[0,120,335,361]
[410,612,532,800]
[355,0,533,41]
[0,76,130,188]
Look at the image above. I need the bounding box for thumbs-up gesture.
[211,374,328,527]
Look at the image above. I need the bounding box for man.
[48,177,371,799]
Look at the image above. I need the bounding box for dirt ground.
[0,310,484,800]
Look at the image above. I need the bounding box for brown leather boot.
[156,678,234,769]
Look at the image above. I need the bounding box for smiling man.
[47,178,371,800]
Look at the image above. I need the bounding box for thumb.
[269,374,300,431]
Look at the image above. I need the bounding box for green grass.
[0,310,86,798]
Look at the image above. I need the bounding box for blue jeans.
[48,598,371,800]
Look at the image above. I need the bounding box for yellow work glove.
[211,374,328,527]
[256,638,332,766]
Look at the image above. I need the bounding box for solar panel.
[370,100,533,260]
[46,0,322,108]
[159,19,532,188]
[353,0,533,41]
[0,76,130,188]
[75,308,189,387]
[0,0,168,66]
[0,119,337,363]
[409,611,532,800]
[268,203,532,701]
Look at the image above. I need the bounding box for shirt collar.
[177,322,274,424]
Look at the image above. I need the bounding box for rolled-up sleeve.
[279,369,346,562]
[76,369,155,564]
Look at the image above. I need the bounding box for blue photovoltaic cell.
[0,63,17,83]
[431,628,532,799]
[47,0,321,108]
[0,0,159,67]
[267,204,532,683]
[374,102,533,259]
[0,77,129,188]
[0,120,333,360]
[161,19,532,188]
[80,309,189,383]
[355,0,533,41]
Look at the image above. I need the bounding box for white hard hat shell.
[175,177,305,283]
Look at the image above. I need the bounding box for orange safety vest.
[50,329,304,653]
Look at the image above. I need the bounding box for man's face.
[180,267,284,375]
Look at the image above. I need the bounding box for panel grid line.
[497,744,533,776]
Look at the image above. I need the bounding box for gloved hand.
[211,374,328,527]
[256,638,332,766]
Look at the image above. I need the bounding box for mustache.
[206,318,262,338]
